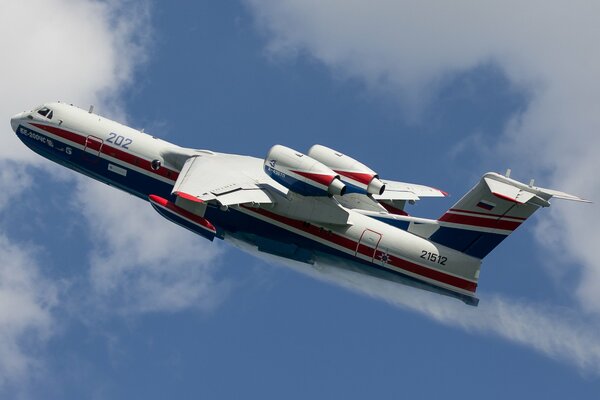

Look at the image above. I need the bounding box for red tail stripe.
[449,208,527,220]
[439,213,521,231]
[492,192,522,204]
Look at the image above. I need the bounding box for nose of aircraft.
[10,112,23,133]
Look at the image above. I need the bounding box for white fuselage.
[11,102,481,305]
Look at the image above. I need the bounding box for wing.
[172,154,274,206]
[148,153,277,241]
[172,153,351,226]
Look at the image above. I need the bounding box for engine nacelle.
[264,145,346,197]
[307,145,385,195]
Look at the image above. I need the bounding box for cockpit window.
[37,107,53,119]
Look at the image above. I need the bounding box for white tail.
[429,172,589,259]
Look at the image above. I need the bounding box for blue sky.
[1,1,600,398]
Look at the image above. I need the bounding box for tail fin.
[429,172,589,259]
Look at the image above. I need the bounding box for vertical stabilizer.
[429,172,589,259]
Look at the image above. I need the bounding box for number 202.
[107,132,132,149]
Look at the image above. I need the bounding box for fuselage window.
[151,159,161,171]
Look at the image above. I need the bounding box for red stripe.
[449,208,527,220]
[334,170,374,185]
[374,250,477,292]
[432,187,449,197]
[492,192,522,204]
[31,123,179,180]
[243,206,476,293]
[439,213,521,230]
[149,195,215,233]
[291,170,335,186]
[32,123,86,146]
[174,191,204,203]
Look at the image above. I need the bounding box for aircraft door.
[356,229,382,261]
[84,135,103,156]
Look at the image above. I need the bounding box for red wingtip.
[433,187,449,197]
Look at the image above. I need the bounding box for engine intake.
[307,144,385,195]
[264,145,346,197]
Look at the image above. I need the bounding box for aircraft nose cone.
[10,113,23,133]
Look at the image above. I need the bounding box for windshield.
[37,107,53,119]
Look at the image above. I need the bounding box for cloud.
[0,0,149,162]
[245,1,600,311]
[255,251,600,375]
[74,179,227,315]
[0,0,152,387]
[0,235,57,385]
[0,162,33,212]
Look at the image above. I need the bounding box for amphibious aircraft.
[10,102,589,305]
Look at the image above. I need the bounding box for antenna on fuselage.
[88,105,94,114]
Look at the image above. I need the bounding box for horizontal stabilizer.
[374,180,447,201]
[484,177,537,205]
[484,173,591,206]
[535,187,591,203]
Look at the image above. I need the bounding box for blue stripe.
[343,181,368,195]
[17,125,174,200]
[370,216,410,230]
[429,227,507,259]
[264,166,329,196]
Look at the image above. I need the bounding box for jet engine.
[307,144,385,195]
[264,145,346,197]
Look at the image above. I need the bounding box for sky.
[1,0,600,398]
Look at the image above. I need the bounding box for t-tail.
[429,171,590,259]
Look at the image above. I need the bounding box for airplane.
[10,102,590,306]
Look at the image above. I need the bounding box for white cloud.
[246,1,600,311]
[0,0,152,387]
[0,162,33,212]
[0,235,57,385]
[0,0,149,162]
[74,179,227,315]
[256,251,600,375]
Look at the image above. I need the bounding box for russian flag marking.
[477,199,495,211]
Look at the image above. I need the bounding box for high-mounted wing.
[173,154,274,206]
[148,153,276,242]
